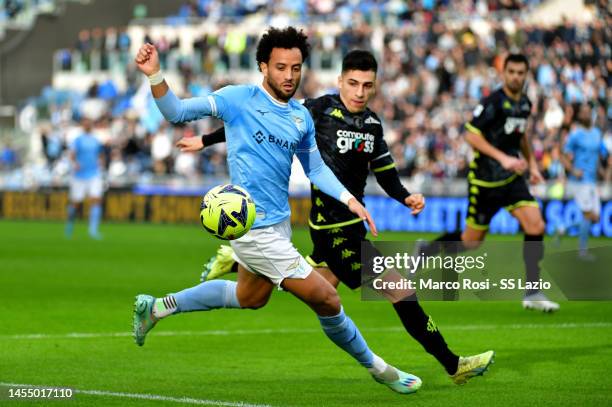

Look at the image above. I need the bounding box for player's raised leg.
[201,245,237,282]
[282,271,422,394]
[133,269,273,346]
[511,205,559,312]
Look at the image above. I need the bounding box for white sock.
[153,296,177,319]
[367,354,399,381]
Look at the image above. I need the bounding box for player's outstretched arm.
[297,146,378,235]
[135,43,236,125]
[370,134,424,215]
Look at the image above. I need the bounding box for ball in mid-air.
[200,184,256,240]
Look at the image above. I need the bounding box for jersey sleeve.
[370,129,395,173]
[295,113,318,154]
[154,85,251,124]
[370,130,410,203]
[563,131,578,155]
[296,113,349,203]
[210,85,252,123]
[202,127,227,148]
[465,97,496,139]
[598,129,609,159]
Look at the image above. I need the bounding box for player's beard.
[507,79,525,95]
[266,77,299,102]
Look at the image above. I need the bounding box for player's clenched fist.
[135,43,160,76]
[405,193,425,215]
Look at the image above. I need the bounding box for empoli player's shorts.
[466,176,539,230]
[307,221,380,289]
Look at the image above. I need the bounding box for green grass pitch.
[1,220,611,406]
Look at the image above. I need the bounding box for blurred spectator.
[12,0,611,185]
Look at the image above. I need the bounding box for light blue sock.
[579,218,591,253]
[88,204,102,236]
[65,205,77,237]
[173,280,241,312]
[318,307,374,368]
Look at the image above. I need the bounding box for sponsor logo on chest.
[336,129,375,154]
[504,117,527,135]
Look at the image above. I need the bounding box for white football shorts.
[230,218,312,287]
[573,183,601,216]
[69,176,103,202]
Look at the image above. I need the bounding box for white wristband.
[340,191,354,206]
[148,70,164,86]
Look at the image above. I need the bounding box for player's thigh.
[503,179,544,235]
[281,270,340,316]
[314,267,340,288]
[511,205,545,235]
[87,177,104,202]
[461,226,487,249]
[69,178,87,202]
[465,183,499,237]
[235,264,274,309]
[576,184,600,222]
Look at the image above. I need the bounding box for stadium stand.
[0,0,610,197]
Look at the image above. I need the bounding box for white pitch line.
[1,322,611,341]
[0,382,272,407]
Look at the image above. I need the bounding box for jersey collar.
[258,84,290,109]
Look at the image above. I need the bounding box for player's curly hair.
[256,26,310,69]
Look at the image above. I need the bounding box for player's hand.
[135,43,160,76]
[347,197,378,237]
[500,155,528,174]
[573,168,583,179]
[176,136,204,152]
[529,166,545,184]
[404,194,425,215]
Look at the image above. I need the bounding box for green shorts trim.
[466,217,490,231]
[505,200,540,212]
[468,173,518,188]
[305,255,328,268]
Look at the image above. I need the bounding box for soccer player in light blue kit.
[563,103,609,260]
[65,118,104,239]
[132,27,421,394]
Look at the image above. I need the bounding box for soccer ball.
[200,184,256,240]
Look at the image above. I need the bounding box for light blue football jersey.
[564,127,608,184]
[71,133,102,180]
[156,84,347,228]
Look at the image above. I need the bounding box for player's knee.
[462,240,483,250]
[237,293,270,309]
[524,218,545,235]
[316,289,341,315]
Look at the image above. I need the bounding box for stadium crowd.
[9,0,612,186]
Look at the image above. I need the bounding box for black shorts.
[307,221,379,289]
[466,176,539,230]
